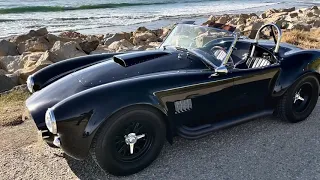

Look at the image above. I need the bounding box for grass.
[281,29,320,49]
[0,90,30,127]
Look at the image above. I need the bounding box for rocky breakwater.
[0,27,166,93]
[204,6,320,38]
[0,6,318,93]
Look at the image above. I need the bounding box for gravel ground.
[1,102,320,180]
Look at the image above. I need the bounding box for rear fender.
[273,50,320,96]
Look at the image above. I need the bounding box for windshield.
[161,24,236,67]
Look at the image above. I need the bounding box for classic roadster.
[26,23,320,176]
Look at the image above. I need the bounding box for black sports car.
[26,23,320,176]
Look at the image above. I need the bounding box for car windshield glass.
[160,24,236,67]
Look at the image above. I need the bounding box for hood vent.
[113,50,170,67]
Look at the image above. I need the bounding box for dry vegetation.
[0,90,30,127]
[282,29,320,49]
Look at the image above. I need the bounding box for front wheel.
[90,107,166,176]
[277,75,319,123]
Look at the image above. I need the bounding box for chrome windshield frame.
[160,24,239,70]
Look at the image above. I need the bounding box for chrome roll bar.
[253,23,282,54]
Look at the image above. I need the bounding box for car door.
[229,64,281,114]
[156,70,238,127]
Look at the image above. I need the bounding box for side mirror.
[210,65,228,77]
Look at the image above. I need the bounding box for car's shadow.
[64,109,319,180]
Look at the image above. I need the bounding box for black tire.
[90,106,166,176]
[277,75,319,123]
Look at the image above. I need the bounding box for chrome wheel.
[292,82,313,113]
[114,122,154,162]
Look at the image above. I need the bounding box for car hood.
[72,49,206,87]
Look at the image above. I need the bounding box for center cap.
[125,133,138,144]
[124,132,146,154]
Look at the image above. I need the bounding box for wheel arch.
[94,103,174,145]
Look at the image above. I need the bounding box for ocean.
[0,0,319,38]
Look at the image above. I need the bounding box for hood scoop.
[113,50,170,67]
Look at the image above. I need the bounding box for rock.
[50,41,86,61]
[260,13,267,19]
[208,15,216,21]
[312,20,320,27]
[6,73,20,86]
[244,21,264,39]
[90,45,112,54]
[148,42,161,48]
[0,69,7,75]
[59,31,87,40]
[19,51,54,81]
[9,34,31,45]
[279,7,295,13]
[216,16,228,24]
[305,11,315,17]
[311,6,318,10]
[21,52,46,69]
[0,75,15,93]
[17,37,51,54]
[133,31,158,45]
[0,40,19,56]
[289,12,299,18]
[34,27,48,36]
[264,8,280,18]
[103,32,131,46]
[79,37,99,54]
[287,22,312,31]
[160,27,171,40]
[0,55,22,73]
[108,39,134,52]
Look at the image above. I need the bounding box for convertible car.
[26,23,320,176]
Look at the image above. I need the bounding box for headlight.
[45,108,57,134]
[26,75,34,93]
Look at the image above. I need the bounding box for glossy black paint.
[26,38,320,160]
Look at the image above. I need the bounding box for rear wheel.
[90,107,166,176]
[277,75,319,123]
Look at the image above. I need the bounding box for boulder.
[264,8,280,18]
[59,31,87,40]
[0,75,15,93]
[289,12,299,18]
[133,31,158,45]
[19,51,54,81]
[6,73,20,86]
[0,69,7,75]
[50,41,86,61]
[216,16,228,24]
[279,7,295,13]
[108,39,134,52]
[244,21,264,39]
[260,13,267,19]
[103,32,131,46]
[208,15,216,22]
[0,55,22,73]
[90,45,112,54]
[160,27,171,40]
[20,52,46,69]
[0,40,19,56]
[313,20,320,27]
[287,22,312,31]
[10,34,31,45]
[33,27,48,37]
[79,36,100,54]
[17,37,51,54]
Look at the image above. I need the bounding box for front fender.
[32,53,122,91]
[51,80,167,160]
[273,50,320,96]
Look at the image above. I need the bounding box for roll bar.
[253,23,282,54]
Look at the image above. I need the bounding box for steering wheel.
[210,46,234,67]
